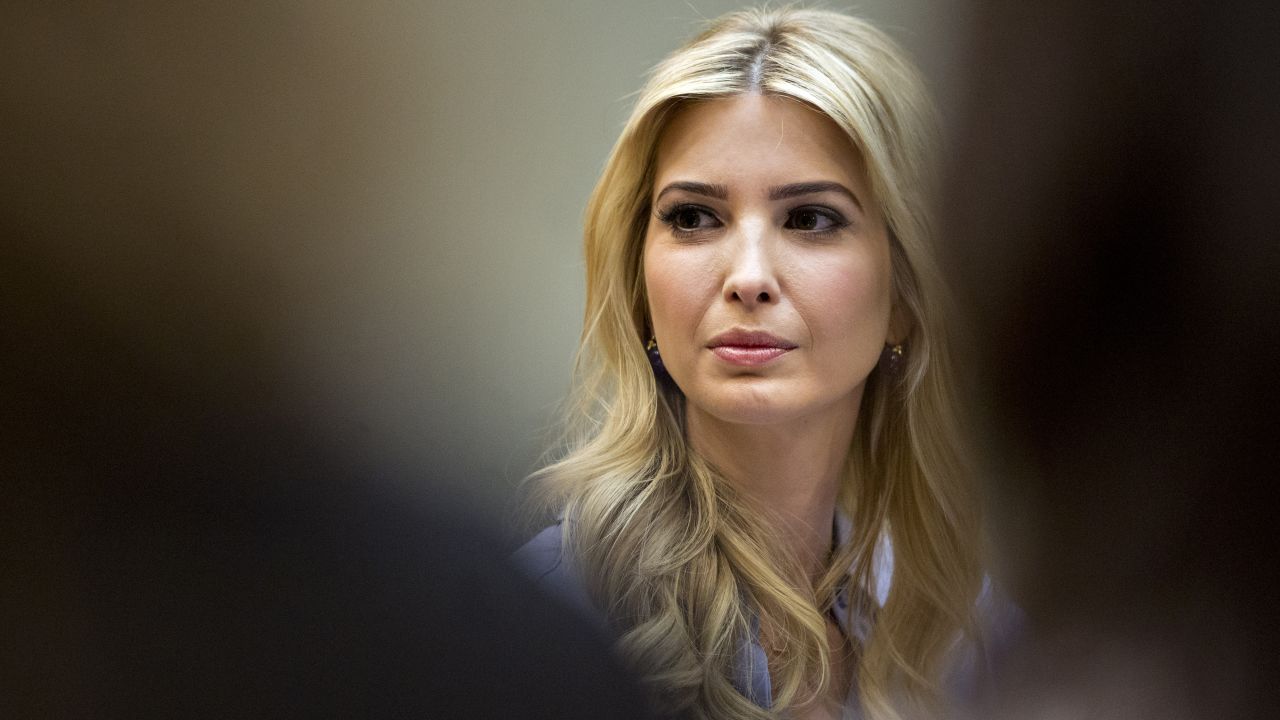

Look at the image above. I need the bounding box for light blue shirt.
[513,515,1020,715]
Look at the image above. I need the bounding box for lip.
[706,329,797,367]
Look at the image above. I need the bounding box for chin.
[681,373,868,428]
[687,379,814,426]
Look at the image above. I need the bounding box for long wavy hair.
[530,7,983,719]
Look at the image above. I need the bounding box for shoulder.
[975,576,1026,677]
[977,576,1026,650]
[511,524,566,581]
[945,576,1027,706]
[512,523,607,629]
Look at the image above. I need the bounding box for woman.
[518,7,1003,719]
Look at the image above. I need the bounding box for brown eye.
[784,206,846,233]
[791,209,820,230]
[675,208,704,230]
[659,204,721,234]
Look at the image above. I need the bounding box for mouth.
[706,329,797,367]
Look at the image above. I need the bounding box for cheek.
[643,244,714,338]
[799,256,892,351]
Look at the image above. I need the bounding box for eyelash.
[655,203,850,238]
[655,204,720,237]
[785,206,850,235]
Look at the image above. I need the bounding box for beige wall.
[3,2,965,508]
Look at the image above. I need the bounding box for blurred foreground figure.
[947,2,1279,719]
[2,344,654,720]
[0,4,655,718]
[1,271,656,719]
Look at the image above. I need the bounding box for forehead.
[652,94,868,193]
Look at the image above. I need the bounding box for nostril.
[727,289,774,304]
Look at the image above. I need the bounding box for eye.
[657,204,721,235]
[785,206,847,233]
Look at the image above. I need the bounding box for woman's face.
[643,94,894,428]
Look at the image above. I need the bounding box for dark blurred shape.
[3,369,651,720]
[946,1,1279,718]
[0,4,655,718]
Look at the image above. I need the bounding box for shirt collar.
[834,509,894,609]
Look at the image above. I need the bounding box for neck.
[686,393,861,581]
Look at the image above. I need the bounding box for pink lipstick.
[706,329,797,367]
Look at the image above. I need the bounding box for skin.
[642,94,899,718]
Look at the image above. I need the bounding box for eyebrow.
[768,181,863,211]
[654,180,863,211]
[654,181,729,203]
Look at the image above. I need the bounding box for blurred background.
[5,2,1278,718]
[1,0,969,512]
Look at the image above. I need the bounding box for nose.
[722,223,780,311]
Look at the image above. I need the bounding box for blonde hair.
[531,7,983,719]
